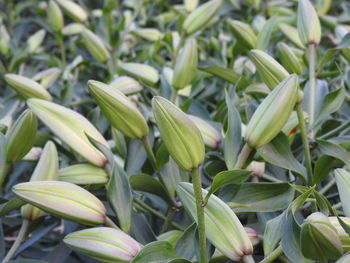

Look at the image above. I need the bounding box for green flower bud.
[188,114,221,148]
[132,28,162,42]
[56,0,87,23]
[279,24,305,49]
[64,227,142,263]
[109,76,143,95]
[82,29,110,63]
[88,80,149,139]
[228,20,257,50]
[172,38,198,90]
[152,96,205,171]
[335,169,350,217]
[177,182,253,261]
[0,25,10,56]
[27,29,46,54]
[62,23,85,35]
[5,110,37,162]
[33,67,61,89]
[22,141,58,220]
[245,74,299,148]
[277,42,304,75]
[48,0,64,31]
[5,74,52,101]
[183,0,222,36]
[297,0,322,45]
[249,49,289,90]
[184,0,198,12]
[301,212,343,260]
[329,217,350,253]
[27,98,108,166]
[13,181,106,226]
[119,62,159,86]
[59,164,109,185]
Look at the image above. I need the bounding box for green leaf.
[263,211,288,255]
[205,169,251,202]
[258,133,307,181]
[130,173,174,205]
[337,216,350,236]
[175,223,196,261]
[224,91,242,170]
[313,156,336,185]
[317,139,350,168]
[131,241,179,263]
[314,191,336,216]
[228,182,295,212]
[256,16,278,51]
[198,65,249,90]
[160,158,188,198]
[107,159,133,232]
[0,196,26,217]
[289,187,314,215]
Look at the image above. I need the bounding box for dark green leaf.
[132,241,179,263]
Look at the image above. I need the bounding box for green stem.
[104,216,120,229]
[171,89,178,104]
[308,44,316,138]
[242,255,255,263]
[259,245,283,263]
[57,32,66,67]
[141,137,157,171]
[192,167,207,263]
[319,121,350,139]
[332,202,342,210]
[234,143,253,169]
[296,102,313,185]
[160,207,176,233]
[0,163,9,188]
[107,56,115,79]
[319,178,336,195]
[2,219,30,263]
[133,198,184,230]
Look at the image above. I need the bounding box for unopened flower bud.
[48,0,64,31]
[62,23,85,35]
[59,163,109,185]
[119,62,159,86]
[109,76,143,95]
[297,0,322,45]
[228,20,257,50]
[188,114,221,148]
[277,42,304,75]
[0,25,10,56]
[247,161,265,178]
[27,29,46,54]
[33,68,60,89]
[56,0,87,23]
[279,24,305,49]
[82,29,110,63]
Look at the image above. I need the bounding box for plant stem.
[234,143,253,169]
[242,255,255,263]
[104,216,120,229]
[160,207,176,233]
[141,137,157,171]
[308,44,316,138]
[57,32,66,67]
[171,89,178,104]
[319,178,336,195]
[332,202,342,210]
[133,198,183,230]
[259,245,283,263]
[319,121,350,139]
[296,102,313,185]
[192,167,207,263]
[0,163,9,188]
[2,219,30,263]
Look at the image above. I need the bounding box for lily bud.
[132,28,162,42]
[297,0,321,45]
[22,141,58,220]
[278,24,305,49]
[152,96,205,171]
[64,227,142,263]
[0,25,10,56]
[177,182,253,261]
[335,169,350,217]
[228,20,257,50]
[188,114,221,148]
[59,163,109,185]
[62,23,85,35]
[82,29,110,63]
[33,67,60,89]
[277,42,303,75]
[246,161,265,178]
[249,49,289,90]
[13,181,106,226]
[48,0,64,31]
[172,38,198,90]
[301,212,343,260]
[56,0,87,23]
[22,147,42,162]
[27,98,108,166]
[329,217,350,252]
[5,74,52,101]
[337,254,350,263]
[119,62,159,86]
[183,0,222,36]
[88,80,149,139]
[245,74,299,148]
[5,110,37,162]
[27,29,46,54]
[184,0,198,12]
[109,76,143,95]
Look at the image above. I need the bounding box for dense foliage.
[1,0,350,262]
